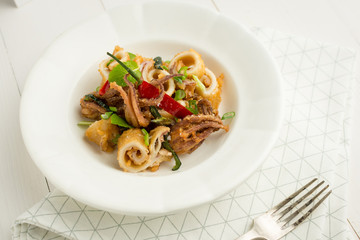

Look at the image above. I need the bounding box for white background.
[1,0,360,239]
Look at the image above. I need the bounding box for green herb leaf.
[95,86,100,92]
[110,113,133,128]
[186,100,198,115]
[107,52,141,84]
[150,106,161,118]
[108,61,139,87]
[128,52,136,61]
[77,121,94,126]
[153,56,163,70]
[221,111,235,120]
[174,89,186,101]
[106,59,114,67]
[193,75,205,93]
[101,112,113,120]
[162,134,181,171]
[127,69,141,85]
[162,65,169,71]
[109,106,117,112]
[84,94,110,111]
[164,60,170,64]
[141,129,149,146]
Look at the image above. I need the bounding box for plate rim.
[20,0,284,215]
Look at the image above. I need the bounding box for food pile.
[79,46,234,172]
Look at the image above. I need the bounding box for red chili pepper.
[138,81,193,118]
[99,80,110,96]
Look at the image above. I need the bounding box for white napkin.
[12,28,357,240]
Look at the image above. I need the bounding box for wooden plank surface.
[0,29,49,240]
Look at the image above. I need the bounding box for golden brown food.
[117,128,151,172]
[169,49,205,78]
[116,126,171,172]
[85,119,120,152]
[79,46,232,172]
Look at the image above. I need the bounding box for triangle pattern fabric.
[12,27,356,240]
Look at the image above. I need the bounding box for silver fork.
[236,178,331,240]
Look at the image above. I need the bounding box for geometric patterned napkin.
[12,28,357,240]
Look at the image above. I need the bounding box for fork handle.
[236,229,268,240]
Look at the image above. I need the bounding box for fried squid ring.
[140,60,154,82]
[98,46,130,85]
[199,70,224,110]
[199,68,218,96]
[148,126,172,171]
[117,127,171,172]
[147,69,176,96]
[138,74,182,107]
[107,46,130,70]
[117,128,152,172]
[169,49,205,78]
[98,59,111,86]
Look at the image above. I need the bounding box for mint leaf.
[108,61,139,87]
[128,52,136,61]
[127,69,141,85]
[101,112,113,120]
[110,113,132,128]
[109,106,117,112]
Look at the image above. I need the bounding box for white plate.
[20,1,284,215]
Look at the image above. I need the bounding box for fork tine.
[280,184,330,228]
[275,180,325,220]
[267,178,317,214]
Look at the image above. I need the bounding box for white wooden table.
[1,0,360,239]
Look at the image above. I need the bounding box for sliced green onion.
[178,66,188,77]
[95,86,100,92]
[128,52,136,61]
[141,129,149,146]
[221,111,235,120]
[109,106,117,112]
[153,56,163,70]
[150,106,161,118]
[110,113,133,128]
[173,76,184,84]
[77,121,94,126]
[187,100,198,115]
[162,65,169,71]
[164,60,171,64]
[174,89,186,101]
[151,117,174,125]
[107,52,141,84]
[101,112,113,120]
[162,134,181,171]
[106,59,114,67]
[193,75,205,93]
